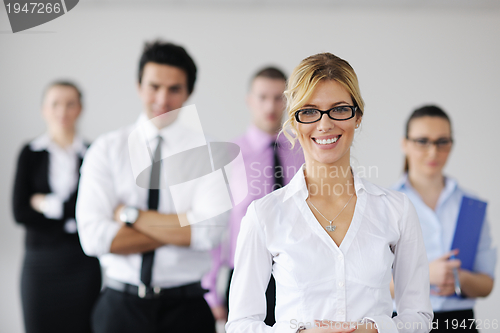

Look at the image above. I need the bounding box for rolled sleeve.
[473,217,497,279]
[392,194,433,333]
[189,210,229,251]
[365,315,397,333]
[185,166,230,251]
[76,137,121,257]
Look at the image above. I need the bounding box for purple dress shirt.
[203,125,304,307]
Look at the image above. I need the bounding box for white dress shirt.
[30,133,87,233]
[76,113,228,288]
[393,174,497,312]
[226,165,432,333]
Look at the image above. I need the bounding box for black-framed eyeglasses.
[294,105,357,124]
[407,137,453,151]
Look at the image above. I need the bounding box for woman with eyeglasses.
[226,53,432,333]
[12,81,101,333]
[391,106,496,332]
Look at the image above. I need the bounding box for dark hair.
[253,66,287,82]
[403,105,452,172]
[43,80,83,105]
[138,40,197,95]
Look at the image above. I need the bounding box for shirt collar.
[442,176,458,197]
[283,164,309,201]
[394,173,458,206]
[354,170,387,196]
[393,173,409,191]
[30,133,87,158]
[437,176,458,208]
[283,164,386,202]
[246,124,277,152]
[136,112,186,146]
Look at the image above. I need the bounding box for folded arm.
[76,138,164,256]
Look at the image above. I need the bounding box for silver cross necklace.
[307,191,355,232]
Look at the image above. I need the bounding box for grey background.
[1,1,499,332]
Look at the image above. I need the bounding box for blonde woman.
[226,53,432,333]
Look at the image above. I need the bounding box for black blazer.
[12,143,87,249]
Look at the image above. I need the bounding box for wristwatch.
[119,206,139,227]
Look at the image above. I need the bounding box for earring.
[355,124,359,129]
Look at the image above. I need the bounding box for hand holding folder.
[429,250,461,296]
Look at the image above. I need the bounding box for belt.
[105,278,207,299]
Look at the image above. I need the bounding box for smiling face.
[403,116,452,177]
[137,62,190,126]
[42,85,82,131]
[296,80,361,168]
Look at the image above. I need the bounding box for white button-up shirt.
[226,165,432,333]
[393,174,497,312]
[30,133,87,233]
[76,114,228,288]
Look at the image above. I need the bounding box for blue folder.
[450,196,487,271]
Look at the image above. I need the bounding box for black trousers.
[92,288,216,333]
[226,269,276,326]
[21,241,101,333]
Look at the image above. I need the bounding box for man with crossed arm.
[76,40,227,333]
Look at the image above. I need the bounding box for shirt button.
[339,309,345,315]
[338,281,345,288]
[338,255,343,260]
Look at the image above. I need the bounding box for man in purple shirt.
[202,67,304,325]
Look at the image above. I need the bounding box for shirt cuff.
[42,194,63,219]
[64,219,78,234]
[187,211,219,251]
[364,315,397,333]
[204,289,223,308]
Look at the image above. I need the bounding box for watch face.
[121,207,138,224]
[120,210,128,223]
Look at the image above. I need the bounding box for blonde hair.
[282,53,364,147]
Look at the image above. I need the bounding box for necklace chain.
[307,191,355,232]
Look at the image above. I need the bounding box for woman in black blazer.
[12,81,101,333]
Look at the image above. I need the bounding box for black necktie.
[265,140,281,325]
[272,140,284,189]
[141,137,162,288]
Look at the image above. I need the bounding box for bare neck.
[408,170,445,209]
[304,156,355,202]
[48,127,75,148]
[254,122,281,136]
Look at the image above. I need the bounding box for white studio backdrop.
[1,2,499,332]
